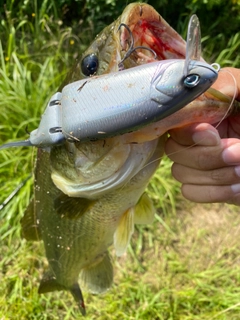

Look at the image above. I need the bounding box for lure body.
[29,59,218,147]
[0,12,219,150]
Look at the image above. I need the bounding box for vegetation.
[0,0,240,319]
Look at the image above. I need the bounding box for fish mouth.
[117,3,186,66]
[65,3,188,83]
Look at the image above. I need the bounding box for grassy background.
[0,0,240,319]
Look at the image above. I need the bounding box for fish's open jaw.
[119,3,186,64]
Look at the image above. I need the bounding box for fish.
[20,2,238,316]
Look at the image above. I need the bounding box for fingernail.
[231,183,240,193]
[192,129,220,146]
[235,166,240,177]
[222,144,240,165]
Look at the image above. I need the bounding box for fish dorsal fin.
[114,207,134,257]
[80,251,113,294]
[21,198,41,241]
[184,14,201,77]
[134,193,155,225]
[54,193,95,219]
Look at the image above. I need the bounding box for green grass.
[1,2,240,319]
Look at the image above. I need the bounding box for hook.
[117,23,157,70]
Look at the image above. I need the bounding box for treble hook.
[117,23,157,70]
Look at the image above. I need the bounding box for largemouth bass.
[20,2,237,316]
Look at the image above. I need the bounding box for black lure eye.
[81,54,99,76]
[184,74,200,88]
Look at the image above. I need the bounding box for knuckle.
[196,151,213,170]
[171,163,184,182]
[196,147,222,171]
[210,167,240,184]
[210,169,224,182]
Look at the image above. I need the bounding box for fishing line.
[214,69,238,130]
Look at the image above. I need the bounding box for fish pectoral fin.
[113,195,155,257]
[39,274,86,316]
[80,252,113,294]
[21,198,41,241]
[134,193,155,225]
[54,193,95,219]
[114,207,134,257]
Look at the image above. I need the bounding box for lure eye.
[81,54,99,76]
[184,74,200,88]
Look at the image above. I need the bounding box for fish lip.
[117,3,186,63]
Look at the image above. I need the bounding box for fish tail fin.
[80,251,113,294]
[70,283,86,316]
[39,273,86,316]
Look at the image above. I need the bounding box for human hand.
[165,67,240,206]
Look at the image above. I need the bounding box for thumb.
[168,123,221,146]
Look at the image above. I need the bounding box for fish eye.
[81,54,99,76]
[184,74,200,88]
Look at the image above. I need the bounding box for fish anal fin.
[39,273,86,316]
[21,198,41,241]
[114,207,134,257]
[54,193,95,219]
[134,193,155,225]
[80,252,113,294]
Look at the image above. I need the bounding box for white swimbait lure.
[0,15,220,149]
